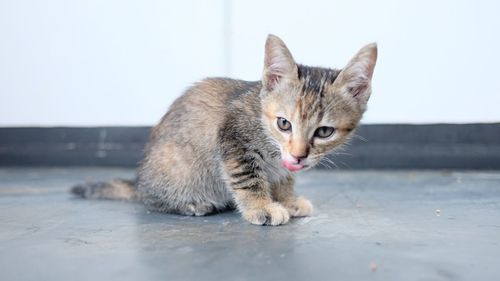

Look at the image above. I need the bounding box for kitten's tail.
[71,179,138,201]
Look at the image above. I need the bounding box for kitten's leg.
[234,189,290,226]
[272,176,313,217]
[225,159,289,226]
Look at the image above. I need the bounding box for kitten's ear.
[262,34,298,91]
[336,43,378,109]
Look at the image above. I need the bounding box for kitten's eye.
[277,117,292,132]
[314,126,335,138]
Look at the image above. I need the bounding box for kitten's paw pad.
[285,197,313,217]
[243,203,290,226]
[181,203,215,216]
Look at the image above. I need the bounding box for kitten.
[72,34,377,226]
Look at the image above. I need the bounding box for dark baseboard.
[0,124,499,169]
[323,124,500,169]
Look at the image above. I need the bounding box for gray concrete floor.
[0,168,499,281]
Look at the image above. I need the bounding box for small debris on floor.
[369,261,378,272]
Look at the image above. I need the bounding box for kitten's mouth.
[281,160,306,172]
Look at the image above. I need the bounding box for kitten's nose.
[291,153,308,163]
[290,141,309,163]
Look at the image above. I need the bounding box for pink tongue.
[282,160,304,172]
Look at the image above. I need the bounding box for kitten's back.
[151,78,260,143]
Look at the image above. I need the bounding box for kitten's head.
[260,35,377,172]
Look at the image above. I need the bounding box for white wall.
[1,0,499,126]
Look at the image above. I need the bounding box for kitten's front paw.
[285,197,313,217]
[242,202,290,226]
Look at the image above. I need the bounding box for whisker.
[354,134,368,142]
[318,158,333,169]
[331,151,353,156]
[320,156,338,169]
